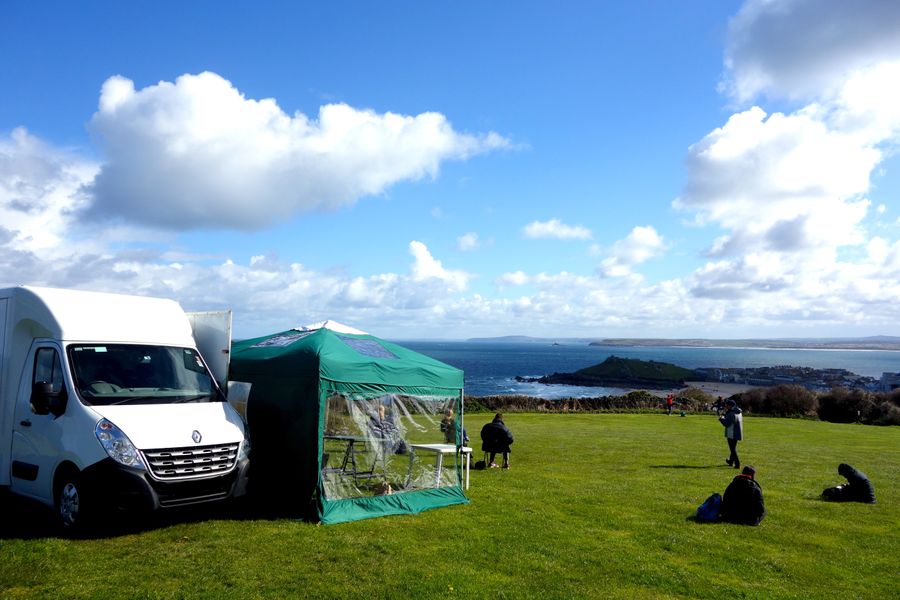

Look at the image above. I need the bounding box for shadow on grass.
[684,514,720,523]
[649,464,731,469]
[0,490,303,541]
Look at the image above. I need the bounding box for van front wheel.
[56,472,90,531]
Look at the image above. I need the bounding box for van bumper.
[81,457,250,512]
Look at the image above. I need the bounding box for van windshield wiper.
[102,393,218,405]
[172,394,216,403]
[107,396,162,406]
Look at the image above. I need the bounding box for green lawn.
[1,414,897,599]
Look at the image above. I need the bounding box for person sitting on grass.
[480,413,514,469]
[720,465,766,526]
[822,463,876,504]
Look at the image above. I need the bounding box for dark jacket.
[720,474,766,525]
[823,463,876,503]
[719,406,743,440]
[480,419,514,453]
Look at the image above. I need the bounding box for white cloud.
[679,0,900,311]
[0,128,99,251]
[408,240,470,291]
[496,270,529,286]
[724,0,900,101]
[674,106,877,256]
[522,218,592,240]
[86,72,509,230]
[599,226,665,277]
[457,232,479,251]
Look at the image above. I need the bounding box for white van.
[0,286,250,530]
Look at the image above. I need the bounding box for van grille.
[142,443,239,480]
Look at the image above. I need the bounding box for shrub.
[735,388,767,414]
[888,388,900,408]
[763,384,818,417]
[623,390,656,408]
[817,387,876,423]
[871,401,900,426]
[675,387,713,410]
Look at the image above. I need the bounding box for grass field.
[1,414,897,599]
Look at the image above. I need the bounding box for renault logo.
[192,430,202,444]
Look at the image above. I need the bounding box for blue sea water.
[397,341,900,398]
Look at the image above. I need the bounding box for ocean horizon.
[396,340,900,398]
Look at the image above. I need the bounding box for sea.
[396,341,900,399]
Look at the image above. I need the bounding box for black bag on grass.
[696,492,722,522]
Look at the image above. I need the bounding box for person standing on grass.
[480,413,514,469]
[719,399,743,469]
[666,394,674,416]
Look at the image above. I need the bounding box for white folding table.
[407,443,473,490]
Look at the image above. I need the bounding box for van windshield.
[68,344,224,406]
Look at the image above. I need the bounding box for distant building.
[880,372,900,392]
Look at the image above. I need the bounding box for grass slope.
[0,415,897,599]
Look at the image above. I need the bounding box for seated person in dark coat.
[720,465,766,526]
[822,463,876,503]
[480,413,514,469]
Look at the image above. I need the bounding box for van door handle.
[20,420,31,427]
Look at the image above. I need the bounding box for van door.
[0,297,8,485]
[10,343,68,502]
[187,310,232,388]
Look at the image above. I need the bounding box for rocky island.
[516,356,696,390]
[517,356,882,392]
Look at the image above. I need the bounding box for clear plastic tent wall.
[229,326,468,524]
[321,390,465,499]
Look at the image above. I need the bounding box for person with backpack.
[719,399,743,469]
[480,413,514,469]
[720,465,766,525]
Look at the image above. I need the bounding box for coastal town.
[693,365,890,392]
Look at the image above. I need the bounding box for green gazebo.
[230,321,467,524]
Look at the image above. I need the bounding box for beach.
[649,381,758,398]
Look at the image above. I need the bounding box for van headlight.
[95,418,145,469]
[237,436,251,461]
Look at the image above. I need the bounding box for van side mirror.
[31,382,68,417]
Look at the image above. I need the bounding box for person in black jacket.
[720,465,766,526]
[822,463,876,503]
[480,413,514,469]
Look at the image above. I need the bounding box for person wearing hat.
[720,465,766,525]
[719,399,743,469]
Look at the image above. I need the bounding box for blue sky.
[3,1,900,340]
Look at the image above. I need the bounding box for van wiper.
[105,393,218,405]
[108,396,161,405]
[172,394,215,403]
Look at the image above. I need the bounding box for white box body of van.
[0,286,249,525]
